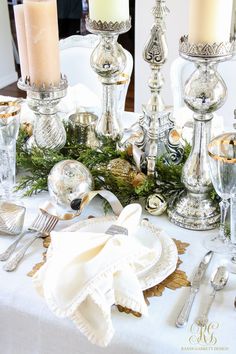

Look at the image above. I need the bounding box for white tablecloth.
[0,192,235,354]
[0,105,235,353]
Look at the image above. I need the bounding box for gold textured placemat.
[28,234,190,317]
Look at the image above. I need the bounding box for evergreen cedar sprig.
[16,126,216,206]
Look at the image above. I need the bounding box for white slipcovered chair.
[170,56,236,130]
[59,34,133,113]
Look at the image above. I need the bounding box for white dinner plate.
[62,216,178,291]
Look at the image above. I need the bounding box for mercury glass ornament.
[107,158,148,188]
[48,160,93,208]
[107,158,136,181]
[145,194,167,216]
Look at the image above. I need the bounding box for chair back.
[59,34,133,113]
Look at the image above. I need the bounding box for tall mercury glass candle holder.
[86,17,131,140]
[168,35,234,230]
[18,76,67,151]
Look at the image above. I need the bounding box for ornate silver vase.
[168,36,235,230]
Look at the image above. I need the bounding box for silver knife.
[176,250,213,328]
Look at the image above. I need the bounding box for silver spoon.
[196,266,229,327]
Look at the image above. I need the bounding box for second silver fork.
[0,209,53,261]
[2,210,59,272]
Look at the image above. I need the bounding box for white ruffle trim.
[32,248,149,346]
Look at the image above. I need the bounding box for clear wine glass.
[204,132,236,254]
[225,195,236,273]
[0,102,21,200]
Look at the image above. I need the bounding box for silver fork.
[0,211,51,261]
[3,210,59,272]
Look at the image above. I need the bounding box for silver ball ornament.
[48,160,93,208]
[145,194,167,216]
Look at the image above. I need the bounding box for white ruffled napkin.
[33,204,160,347]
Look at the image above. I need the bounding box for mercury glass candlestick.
[86,17,131,140]
[168,36,234,230]
[18,76,67,151]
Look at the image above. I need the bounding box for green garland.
[16,125,217,207]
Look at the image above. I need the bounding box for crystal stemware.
[204,132,236,254]
[0,102,21,200]
[225,195,236,273]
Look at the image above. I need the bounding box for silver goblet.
[86,17,131,140]
[168,36,234,230]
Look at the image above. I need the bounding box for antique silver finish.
[18,76,68,150]
[68,112,99,149]
[86,17,131,34]
[180,35,234,60]
[86,17,131,140]
[176,251,213,328]
[196,266,229,327]
[136,0,184,175]
[168,36,234,230]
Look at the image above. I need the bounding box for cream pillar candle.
[88,0,129,23]
[189,0,233,44]
[14,4,29,81]
[24,0,60,87]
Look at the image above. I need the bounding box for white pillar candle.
[14,4,29,81]
[189,0,233,44]
[24,0,60,87]
[88,0,129,23]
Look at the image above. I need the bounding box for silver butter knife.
[176,250,213,328]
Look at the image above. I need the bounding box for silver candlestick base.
[168,36,234,231]
[18,76,67,151]
[86,17,131,140]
